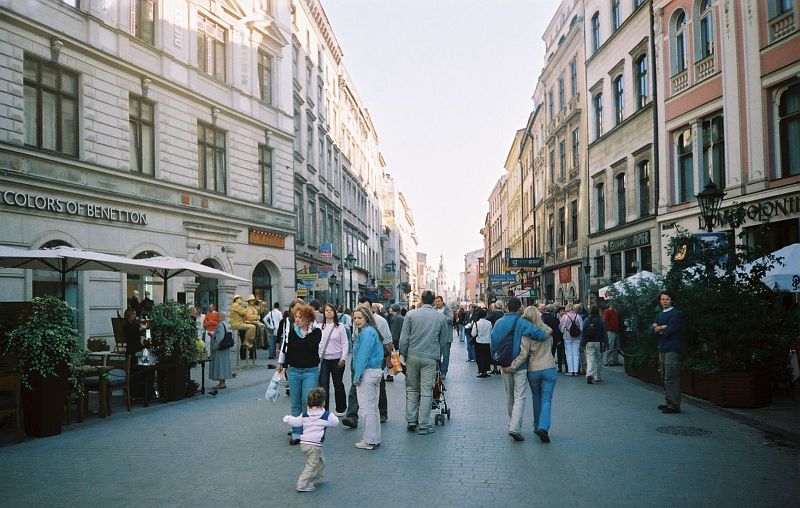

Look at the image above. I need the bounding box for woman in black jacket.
[580,306,608,384]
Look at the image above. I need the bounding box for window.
[638,160,650,217]
[292,43,300,82]
[558,76,565,111]
[570,58,578,96]
[306,120,314,166]
[594,256,605,277]
[549,149,555,183]
[559,140,566,177]
[23,56,78,156]
[624,249,637,276]
[305,62,313,96]
[558,207,565,246]
[197,122,226,193]
[613,75,624,126]
[610,252,622,280]
[593,93,604,139]
[548,213,554,251]
[635,54,648,109]
[698,0,715,59]
[774,0,793,16]
[677,127,694,203]
[318,132,325,176]
[674,10,687,73]
[548,89,554,120]
[701,114,725,188]
[131,0,156,45]
[591,12,601,53]
[197,16,226,81]
[257,51,273,104]
[308,198,317,245]
[640,246,652,272]
[317,79,324,116]
[293,106,301,154]
[129,95,154,176]
[616,173,626,225]
[570,200,578,242]
[259,144,273,206]
[596,183,606,232]
[612,0,621,32]
[572,128,579,169]
[777,82,800,178]
[295,189,304,242]
[635,0,645,8]
[327,143,333,181]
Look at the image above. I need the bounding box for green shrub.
[149,302,197,365]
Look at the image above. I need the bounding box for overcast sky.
[323,0,559,287]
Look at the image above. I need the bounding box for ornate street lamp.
[329,272,337,306]
[696,179,726,232]
[345,253,356,309]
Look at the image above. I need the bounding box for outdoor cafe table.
[84,350,124,366]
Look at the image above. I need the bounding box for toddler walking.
[283,387,339,492]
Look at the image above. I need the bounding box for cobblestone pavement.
[2,342,798,507]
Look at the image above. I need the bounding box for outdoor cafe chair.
[111,318,127,354]
[0,370,23,442]
[103,355,131,415]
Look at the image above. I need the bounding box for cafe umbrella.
[132,256,248,302]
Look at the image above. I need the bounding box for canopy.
[133,256,248,302]
[748,243,800,292]
[598,270,661,299]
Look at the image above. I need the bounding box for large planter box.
[710,371,772,408]
[157,360,187,402]
[22,370,68,437]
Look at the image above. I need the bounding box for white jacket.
[283,407,340,446]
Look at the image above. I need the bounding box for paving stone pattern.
[1,342,798,507]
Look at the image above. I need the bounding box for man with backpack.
[581,306,608,384]
[490,297,529,441]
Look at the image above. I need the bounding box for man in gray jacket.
[399,290,450,435]
[433,295,454,379]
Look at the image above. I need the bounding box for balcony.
[671,70,689,95]
[695,53,716,82]
[770,11,796,42]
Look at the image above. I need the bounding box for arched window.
[697,0,715,59]
[638,160,651,217]
[130,250,162,306]
[591,12,601,53]
[635,54,648,109]
[568,286,576,304]
[195,258,221,312]
[613,75,624,125]
[778,82,800,178]
[673,10,688,73]
[252,262,273,305]
[557,287,565,306]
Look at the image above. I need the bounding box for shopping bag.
[264,370,286,401]
[390,350,402,376]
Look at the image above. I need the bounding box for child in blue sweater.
[283,387,339,492]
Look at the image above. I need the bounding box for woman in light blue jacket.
[351,306,385,450]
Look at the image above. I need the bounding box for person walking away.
[559,304,583,376]
[603,303,621,366]
[542,305,564,372]
[472,308,493,377]
[351,306,385,450]
[651,291,683,414]
[507,306,556,443]
[581,306,608,384]
[433,295,454,379]
[283,387,339,492]
[318,304,349,415]
[264,302,283,360]
[387,304,405,381]
[209,312,231,391]
[486,300,505,374]
[278,303,322,444]
[399,290,450,435]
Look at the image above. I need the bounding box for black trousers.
[318,358,347,413]
[474,342,491,374]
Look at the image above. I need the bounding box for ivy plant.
[149,302,197,365]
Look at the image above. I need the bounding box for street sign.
[296,288,309,297]
[489,274,516,283]
[297,273,317,280]
[508,257,544,268]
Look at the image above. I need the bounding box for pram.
[432,370,450,426]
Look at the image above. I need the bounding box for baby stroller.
[432,370,450,426]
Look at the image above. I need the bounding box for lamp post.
[329,272,337,306]
[696,179,726,232]
[583,258,592,305]
[345,253,356,310]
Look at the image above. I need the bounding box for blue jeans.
[466,339,475,361]
[288,366,319,438]
[527,367,557,431]
[440,341,452,377]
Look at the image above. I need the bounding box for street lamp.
[583,257,592,305]
[329,272,337,306]
[345,253,356,309]
[696,179,726,232]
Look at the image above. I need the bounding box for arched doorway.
[568,286,576,304]
[33,240,77,308]
[252,262,273,305]
[194,258,221,312]
[557,287,565,306]
[128,250,162,307]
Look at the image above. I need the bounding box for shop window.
[640,246,653,272]
[23,56,79,157]
[252,262,273,306]
[624,248,637,277]
[610,252,622,281]
[594,256,606,277]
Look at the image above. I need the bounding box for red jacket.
[603,308,620,333]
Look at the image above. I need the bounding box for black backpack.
[583,318,599,342]
[568,316,581,337]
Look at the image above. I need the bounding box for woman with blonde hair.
[507,305,556,443]
[351,306,385,450]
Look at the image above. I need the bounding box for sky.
[323,0,560,287]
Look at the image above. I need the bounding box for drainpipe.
[650,1,660,267]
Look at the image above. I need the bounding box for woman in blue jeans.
[508,306,556,443]
[277,302,322,445]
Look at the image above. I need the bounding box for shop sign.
[297,273,317,280]
[249,228,286,248]
[608,231,650,253]
[1,190,148,225]
[507,257,544,268]
[489,274,516,283]
[558,266,571,283]
[703,193,800,229]
[296,288,309,297]
[320,242,332,259]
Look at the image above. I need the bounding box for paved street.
[2,342,798,507]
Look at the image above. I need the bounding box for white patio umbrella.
[747,243,800,292]
[133,256,248,302]
[598,270,661,299]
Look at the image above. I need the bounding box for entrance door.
[252,262,273,305]
[194,259,220,312]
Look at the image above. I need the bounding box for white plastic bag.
[264,370,286,401]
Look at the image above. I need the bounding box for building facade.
[0,0,296,342]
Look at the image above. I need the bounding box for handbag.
[218,323,234,350]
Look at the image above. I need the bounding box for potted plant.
[149,301,196,402]
[608,277,662,385]
[0,296,84,437]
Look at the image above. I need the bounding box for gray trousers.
[604,331,620,365]
[659,352,681,409]
[405,355,437,430]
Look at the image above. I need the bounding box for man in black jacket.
[542,304,566,373]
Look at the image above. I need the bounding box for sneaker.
[342,417,358,428]
[386,375,394,382]
[661,406,681,414]
[508,431,525,441]
[534,429,550,443]
[355,441,377,450]
[417,427,436,436]
[380,414,388,423]
[289,438,300,445]
[296,483,315,492]
[406,424,418,432]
